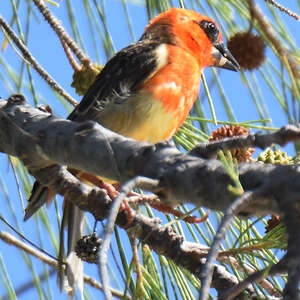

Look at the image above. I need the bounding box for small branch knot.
[8,94,27,104]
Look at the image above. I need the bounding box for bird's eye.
[199,20,219,42]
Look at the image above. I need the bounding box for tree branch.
[1,94,296,217]
[2,94,300,297]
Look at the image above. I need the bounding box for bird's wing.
[68,40,167,122]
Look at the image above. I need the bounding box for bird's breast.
[100,45,202,143]
[140,44,202,139]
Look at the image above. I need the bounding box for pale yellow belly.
[100,93,180,143]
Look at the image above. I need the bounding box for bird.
[24,7,240,296]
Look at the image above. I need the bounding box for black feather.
[68,41,164,122]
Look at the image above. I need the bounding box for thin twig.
[248,0,300,88]
[219,259,288,300]
[84,274,132,300]
[0,14,77,106]
[60,37,81,72]
[198,191,255,300]
[0,216,58,262]
[218,256,282,299]
[0,231,132,300]
[129,235,144,299]
[264,0,300,21]
[32,0,92,69]
[8,156,25,212]
[99,176,159,300]
[190,124,300,159]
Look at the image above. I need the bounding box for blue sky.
[0,1,299,299]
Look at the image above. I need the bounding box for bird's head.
[144,8,240,72]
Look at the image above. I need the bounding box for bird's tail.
[24,181,55,221]
[24,181,85,299]
[58,201,85,299]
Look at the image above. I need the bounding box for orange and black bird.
[24,7,240,293]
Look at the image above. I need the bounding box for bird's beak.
[212,42,240,71]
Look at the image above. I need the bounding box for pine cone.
[75,233,102,264]
[209,125,254,162]
[227,32,266,71]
